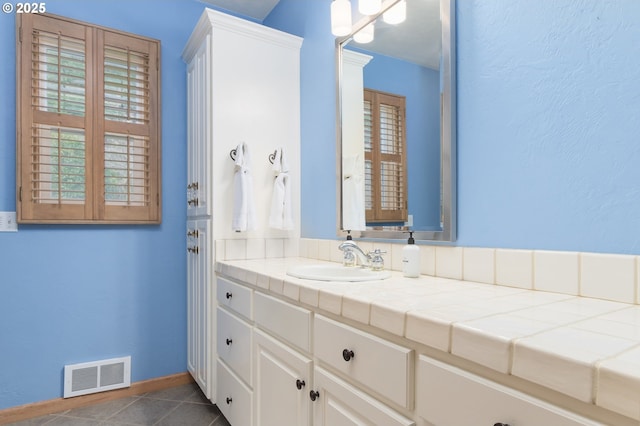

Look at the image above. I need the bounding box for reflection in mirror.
[337,0,456,241]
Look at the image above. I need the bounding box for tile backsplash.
[215,237,639,306]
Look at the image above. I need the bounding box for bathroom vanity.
[213,257,639,426]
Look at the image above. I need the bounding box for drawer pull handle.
[226,397,232,405]
[309,390,320,401]
[226,338,233,346]
[296,379,305,390]
[342,349,355,362]
[226,292,233,299]
[493,424,510,426]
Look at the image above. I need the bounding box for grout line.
[151,400,183,426]
[85,394,141,423]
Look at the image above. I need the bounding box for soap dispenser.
[402,231,420,278]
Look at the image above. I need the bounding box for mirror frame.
[335,0,456,242]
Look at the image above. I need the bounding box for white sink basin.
[286,264,391,282]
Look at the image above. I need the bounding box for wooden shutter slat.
[363,89,407,223]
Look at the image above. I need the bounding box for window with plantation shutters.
[16,13,161,224]
[363,89,407,223]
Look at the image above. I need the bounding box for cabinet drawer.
[417,355,602,426]
[217,277,252,320]
[217,359,253,426]
[314,315,413,409]
[217,307,252,386]
[254,291,311,352]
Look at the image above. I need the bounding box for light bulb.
[353,22,374,43]
[383,0,406,24]
[331,0,352,36]
[358,0,381,15]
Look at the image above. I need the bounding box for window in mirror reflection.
[364,88,407,224]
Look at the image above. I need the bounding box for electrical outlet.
[0,211,18,232]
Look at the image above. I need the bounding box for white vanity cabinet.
[215,276,411,426]
[417,356,602,426]
[213,267,627,426]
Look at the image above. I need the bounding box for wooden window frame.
[364,88,408,223]
[16,13,161,224]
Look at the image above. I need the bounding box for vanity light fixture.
[332,0,406,41]
[382,0,406,24]
[353,22,375,43]
[358,0,382,15]
[331,0,352,36]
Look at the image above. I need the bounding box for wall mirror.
[336,0,456,241]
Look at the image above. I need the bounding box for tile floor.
[6,383,231,426]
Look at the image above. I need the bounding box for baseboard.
[0,372,194,425]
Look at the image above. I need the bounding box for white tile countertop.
[216,257,640,421]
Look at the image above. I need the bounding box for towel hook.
[229,148,237,161]
[268,149,277,165]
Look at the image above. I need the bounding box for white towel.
[269,147,294,230]
[232,142,257,232]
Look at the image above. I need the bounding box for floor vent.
[63,356,131,398]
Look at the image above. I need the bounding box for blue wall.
[0,0,204,410]
[270,0,640,255]
[456,0,640,254]
[3,0,640,412]
[264,0,338,239]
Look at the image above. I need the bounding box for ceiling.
[199,0,441,70]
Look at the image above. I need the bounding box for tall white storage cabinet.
[182,9,302,405]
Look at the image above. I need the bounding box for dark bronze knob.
[226,292,232,299]
[226,338,232,346]
[226,397,232,404]
[296,379,305,390]
[342,349,355,361]
[309,390,320,401]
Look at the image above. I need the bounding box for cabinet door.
[254,330,312,426]
[312,368,414,426]
[186,220,198,379]
[187,219,213,399]
[417,355,603,426]
[186,36,211,218]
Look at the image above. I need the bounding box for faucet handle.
[342,249,356,267]
[369,249,386,271]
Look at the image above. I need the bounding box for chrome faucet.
[338,240,376,269]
